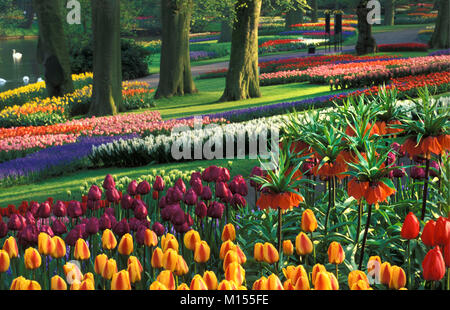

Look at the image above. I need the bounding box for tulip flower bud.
[50,236,66,259]
[283,279,294,290]
[86,217,99,236]
[301,209,318,233]
[38,233,55,256]
[327,241,345,264]
[351,279,372,290]
[51,275,67,290]
[252,277,268,290]
[79,279,95,290]
[219,240,236,260]
[20,279,42,290]
[434,217,450,246]
[161,233,179,253]
[184,230,201,251]
[263,242,279,264]
[295,232,313,256]
[422,246,446,281]
[128,262,142,283]
[175,255,189,276]
[203,271,218,290]
[37,202,51,219]
[283,265,308,284]
[314,272,332,290]
[194,241,210,263]
[379,261,392,286]
[10,276,26,290]
[101,259,118,280]
[254,242,264,262]
[149,281,168,290]
[24,247,41,270]
[102,174,115,190]
[311,264,327,286]
[348,270,370,289]
[74,238,90,260]
[294,275,310,290]
[177,283,190,290]
[421,219,436,247]
[95,254,108,275]
[162,248,178,272]
[282,240,294,256]
[218,279,238,290]
[200,186,212,201]
[153,176,165,192]
[118,233,134,256]
[101,229,117,250]
[190,274,208,290]
[137,180,151,196]
[3,236,18,259]
[223,250,239,271]
[401,212,420,240]
[0,250,10,273]
[221,223,236,242]
[67,201,83,218]
[267,273,283,290]
[88,185,103,201]
[157,270,175,290]
[389,266,407,290]
[111,270,131,290]
[151,247,164,269]
[224,262,245,286]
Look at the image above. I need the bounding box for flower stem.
[355,201,362,248]
[421,157,431,220]
[310,232,316,265]
[407,240,411,289]
[358,203,372,270]
[276,207,282,271]
[325,179,332,234]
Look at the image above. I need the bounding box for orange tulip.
[94,254,108,275]
[118,233,134,256]
[235,245,247,264]
[51,236,66,259]
[101,229,117,250]
[111,270,131,290]
[327,241,345,264]
[162,248,178,271]
[10,276,26,290]
[283,265,308,284]
[224,262,245,286]
[301,209,318,232]
[79,279,95,290]
[51,275,67,290]
[267,273,284,290]
[144,229,158,247]
[0,250,10,273]
[252,277,268,290]
[294,275,310,290]
[263,242,279,264]
[63,262,82,284]
[348,270,370,289]
[190,274,208,290]
[184,230,201,251]
[254,242,264,262]
[389,266,406,290]
[282,240,294,256]
[314,272,332,290]
[151,247,164,269]
[149,281,168,290]
[157,270,175,290]
[203,271,218,290]
[83,273,94,286]
[177,283,190,290]
[24,247,41,270]
[2,236,18,259]
[295,232,313,256]
[221,223,236,242]
[127,256,143,272]
[351,279,372,290]
[328,272,339,290]
[161,233,179,252]
[194,240,210,263]
[38,233,55,256]
[101,259,118,280]
[74,238,90,260]
[311,264,327,286]
[174,255,189,276]
[217,279,238,290]
[219,240,236,260]
[128,262,142,283]
[380,261,392,286]
[223,250,239,271]
[19,279,41,290]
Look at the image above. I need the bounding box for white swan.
[37,77,44,82]
[12,49,23,62]
[23,76,30,84]
[0,78,6,86]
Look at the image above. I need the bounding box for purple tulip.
[38,225,54,237]
[391,142,405,157]
[183,188,198,206]
[102,174,116,190]
[411,166,426,180]
[67,201,82,218]
[51,219,67,236]
[113,218,130,238]
[128,217,142,232]
[134,201,148,220]
[231,193,247,208]
[137,180,151,196]
[18,225,38,247]
[190,177,203,196]
[127,180,138,196]
[65,226,84,246]
[250,166,264,188]
[171,208,186,225]
[174,222,190,234]
[152,222,165,236]
[99,214,113,231]
[86,217,99,235]
[106,188,120,203]
[25,211,36,226]
[135,225,147,245]
[195,201,207,219]
[52,201,67,217]
[166,187,183,204]
[218,167,231,182]
[207,201,224,219]
[87,200,100,211]
[229,175,248,196]
[37,202,51,219]
[215,182,229,199]
[430,161,440,178]
[200,186,212,201]
[202,166,219,183]
[88,185,102,201]
[161,204,179,222]
[153,176,165,192]
[121,194,134,210]
[190,172,202,181]
[175,178,186,194]
[7,214,25,231]
[104,207,115,218]
[29,202,40,217]
[0,221,8,238]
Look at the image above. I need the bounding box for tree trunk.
[285,8,304,29]
[429,0,450,49]
[356,0,377,55]
[155,0,197,99]
[310,0,318,23]
[384,0,395,26]
[89,0,123,116]
[33,0,74,98]
[220,0,262,102]
[219,20,233,43]
[23,0,35,29]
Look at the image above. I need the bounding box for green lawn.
[0,158,258,207]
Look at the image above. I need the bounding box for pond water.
[0,38,43,92]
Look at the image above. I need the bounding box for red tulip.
[422,246,446,281]
[421,220,436,247]
[400,212,420,240]
[434,217,450,246]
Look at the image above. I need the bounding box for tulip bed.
[0,86,448,291]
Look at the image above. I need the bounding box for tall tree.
[89,0,123,116]
[156,0,197,99]
[384,0,395,26]
[220,0,262,102]
[310,0,318,23]
[285,6,304,29]
[33,0,74,98]
[355,0,377,55]
[429,0,449,49]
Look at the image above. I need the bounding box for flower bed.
[377,43,429,52]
